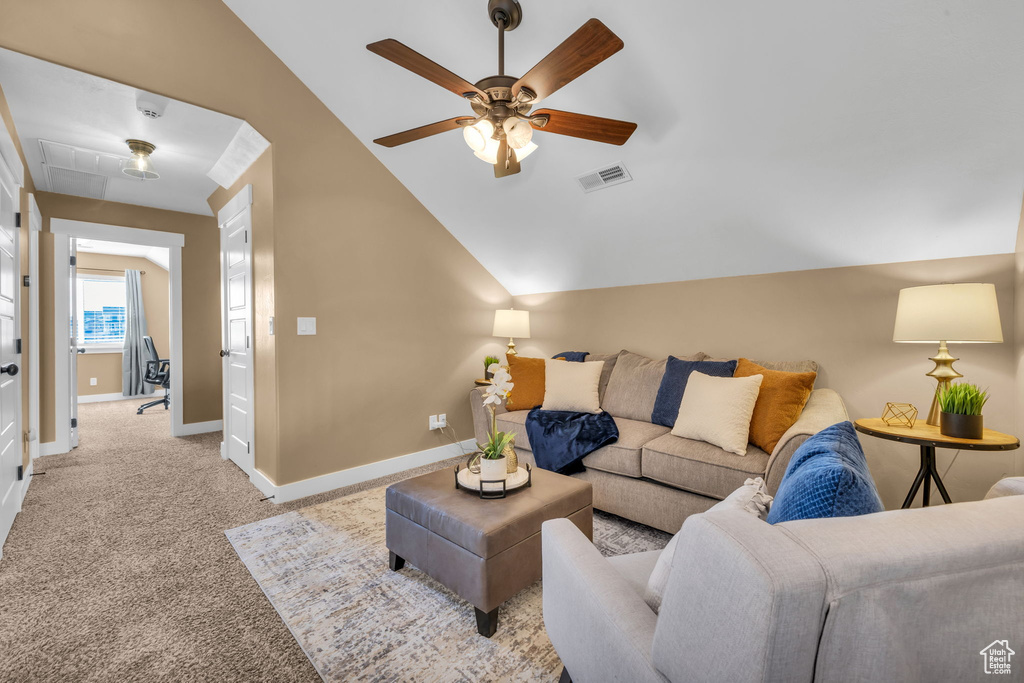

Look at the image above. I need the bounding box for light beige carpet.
[227,485,670,682]
[0,399,474,681]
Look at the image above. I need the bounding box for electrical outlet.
[428,415,440,430]
[90,377,97,386]
[437,413,447,428]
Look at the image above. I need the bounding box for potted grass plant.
[938,382,988,440]
[477,363,515,482]
[484,355,500,381]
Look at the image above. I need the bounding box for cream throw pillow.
[644,477,772,613]
[541,359,604,413]
[671,372,763,456]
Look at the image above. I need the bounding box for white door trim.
[50,220,186,453]
[218,184,255,477]
[27,195,40,463]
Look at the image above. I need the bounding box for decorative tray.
[455,464,532,499]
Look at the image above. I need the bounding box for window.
[76,275,126,349]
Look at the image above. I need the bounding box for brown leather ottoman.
[385,467,593,637]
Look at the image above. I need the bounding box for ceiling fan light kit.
[367,0,637,178]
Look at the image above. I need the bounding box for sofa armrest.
[764,388,849,494]
[985,476,1024,499]
[542,519,666,683]
[469,386,505,447]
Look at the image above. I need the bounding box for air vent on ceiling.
[575,162,632,194]
[45,167,107,199]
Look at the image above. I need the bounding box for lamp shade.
[493,309,530,338]
[893,283,1003,343]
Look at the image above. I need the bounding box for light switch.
[269,316,275,335]
[297,317,316,336]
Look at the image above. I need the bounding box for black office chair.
[137,336,170,415]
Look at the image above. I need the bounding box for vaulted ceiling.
[228,1,1022,295]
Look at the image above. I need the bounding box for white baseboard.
[177,420,223,436]
[39,441,63,457]
[253,439,473,504]
[77,389,165,404]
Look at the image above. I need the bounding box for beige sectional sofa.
[470,350,849,534]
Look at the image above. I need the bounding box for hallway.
[0,401,317,681]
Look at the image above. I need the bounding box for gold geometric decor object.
[881,402,918,428]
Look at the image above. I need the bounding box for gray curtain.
[122,270,154,396]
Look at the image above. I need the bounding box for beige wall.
[514,253,1019,509]
[0,1,510,486]
[35,192,221,441]
[75,253,169,397]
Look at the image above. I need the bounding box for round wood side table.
[854,418,1019,508]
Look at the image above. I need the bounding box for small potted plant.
[478,363,515,482]
[938,382,988,440]
[483,355,500,381]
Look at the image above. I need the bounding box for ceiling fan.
[367,0,637,178]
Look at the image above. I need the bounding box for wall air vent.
[575,162,632,194]
[45,166,107,199]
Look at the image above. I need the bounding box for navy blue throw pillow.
[552,351,589,362]
[650,357,738,427]
[766,421,884,524]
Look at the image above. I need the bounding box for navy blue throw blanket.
[525,407,618,474]
[553,351,589,362]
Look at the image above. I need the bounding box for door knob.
[76,348,86,354]
[1,363,18,376]
[220,350,230,357]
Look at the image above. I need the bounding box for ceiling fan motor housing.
[488,0,522,30]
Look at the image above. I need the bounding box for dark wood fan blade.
[493,139,521,178]
[512,19,623,102]
[373,117,474,148]
[367,39,487,100]
[530,109,637,145]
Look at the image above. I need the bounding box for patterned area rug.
[226,485,669,682]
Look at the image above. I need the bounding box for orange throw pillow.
[734,358,816,454]
[505,356,547,411]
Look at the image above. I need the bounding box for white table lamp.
[893,283,1003,425]
[493,309,530,357]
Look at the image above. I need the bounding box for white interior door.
[0,151,22,553]
[219,188,254,476]
[69,237,78,448]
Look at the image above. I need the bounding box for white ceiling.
[77,239,170,271]
[0,48,245,216]
[225,0,1024,295]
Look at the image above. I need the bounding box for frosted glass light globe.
[462,119,495,152]
[502,117,534,150]
[474,137,500,164]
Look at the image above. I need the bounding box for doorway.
[49,219,185,453]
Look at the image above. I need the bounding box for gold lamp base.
[506,337,517,357]
[925,341,962,426]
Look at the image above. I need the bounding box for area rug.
[226,485,669,682]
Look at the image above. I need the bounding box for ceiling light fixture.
[122,139,159,180]
[367,0,637,178]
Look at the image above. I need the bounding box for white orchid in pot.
[476,363,515,482]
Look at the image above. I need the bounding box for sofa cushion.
[586,351,623,404]
[505,355,546,411]
[734,358,816,455]
[766,421,883,524]
[642,433,770,500]
[644,477,772,613]
[603,350,705,421]
[652,358,738,428]
[582,417,671,479]
[704,357,819,374]
[495,409,531,450]
[542,359,603,413]
[671,372,763,456]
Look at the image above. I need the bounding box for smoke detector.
[135,92,168,119]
